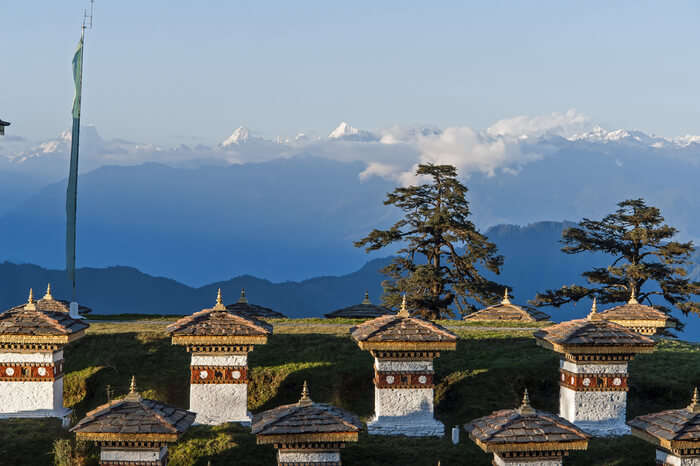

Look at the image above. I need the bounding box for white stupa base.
[494,454,562,466]
[560,386,628,437]
[367,415,444,437]
[190,382,251,426]
[0,407,72,428]
[193,410,252,426]
[657,449,700,465]
[100,446,167,464]
[572,419,630,437]
[278,450,341,464]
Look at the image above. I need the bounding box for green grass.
[1,322,696,465]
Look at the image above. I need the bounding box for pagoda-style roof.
[71,377,195,443]
[593,292,678,335]
[465,390,589,454]
[252,381,362,445]
[0,288,89,345]
[8,284,93,315]
[325,291,394,319]
[464,290,550,322]
[534,300,656,355]
[350,296,457,352]
[167,289,272,346]
[0,119,9,127]
[629,388,700,452]
[225,288,286,319]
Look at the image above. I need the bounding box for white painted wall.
[560,360,628,374]
[0,378,63,413]
[559,386,629,436]
[375,387,434,417]
[494,454,562,466]
[368,387,444,436]
[0,350,62,363]
[100,447,166,462]
[190,383,250,425]
[656,449,700,466]
[278,450,341,463]
[374,359,433,372]
[191,354,247,366]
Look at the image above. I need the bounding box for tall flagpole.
[66,2,93,318]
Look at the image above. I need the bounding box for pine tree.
[354,164,505,319]
[533,198,700,315]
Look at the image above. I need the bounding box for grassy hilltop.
[2,318,699,465]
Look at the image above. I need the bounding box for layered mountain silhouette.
[0,221,602,320]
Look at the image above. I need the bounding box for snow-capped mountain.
[567,126,700,149]
[220,126,257,146]
[328,122,378,141]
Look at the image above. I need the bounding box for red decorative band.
[559,369,628,391]
[191,365,247,384]
[374,371,433,389]
[0,362,62,381]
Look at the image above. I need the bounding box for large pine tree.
[355,164,505,319]
[533,198,700,315]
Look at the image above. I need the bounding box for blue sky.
[2,1,699,144]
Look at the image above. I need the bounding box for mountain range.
[4,219,700,342]
[1,113,700,337]
[0,221,599,320]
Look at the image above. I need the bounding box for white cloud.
[7,110,700,185]
[486,109,591,139]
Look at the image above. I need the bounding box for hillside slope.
[4,320,698,465]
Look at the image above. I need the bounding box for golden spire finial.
[213,288,226,310]
[125,375,142,401]
[587,297,599,320]
[298,380,312,406]
[501,288,511,305]
[518,388,536,416]
[43,283,53,300]
[629,286,638,305]
[362,291,371,305]
[238,288,248,304]
[397,294,410,317]
[689,387,700,413]
[25,288,36,310]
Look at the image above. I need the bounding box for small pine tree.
[355,163,505,319]
[533,198,700,315]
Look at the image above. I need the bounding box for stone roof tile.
[167,308,272,337]
[71,392,195,439]
[350,314,457,343]
[533,318,655,348]
[252,402,362,436]
[465,303,550,322]
[0,304,89,337]
[465,406,589,452]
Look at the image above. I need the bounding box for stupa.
[167,289,272,425]
[464,289,550,322]
[534,298,656,436]
[226,288,287,319]
[593,289,678,336]
[465,389,590,465]
[629,387,700,466]
[252,381,362,466]
[350,295,457,436]
[0,286,88,426]
[71,376,195,465]
[324,291,394,319]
